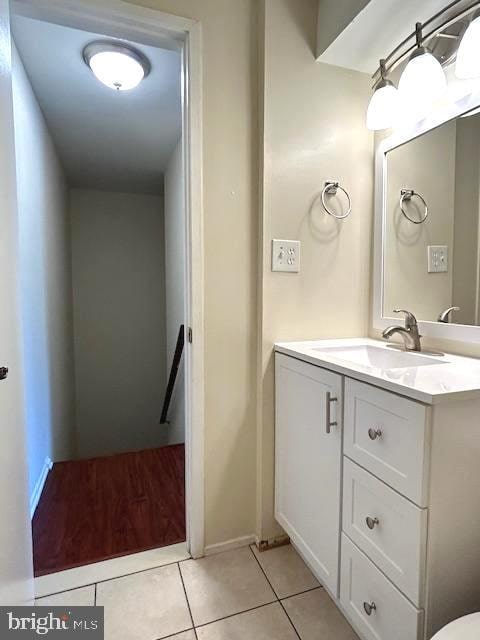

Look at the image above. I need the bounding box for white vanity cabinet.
[274,347,480,640]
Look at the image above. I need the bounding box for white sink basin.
[311,345,445,370]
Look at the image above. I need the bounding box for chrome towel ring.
[400,189,428,224]
[321,181,352,220]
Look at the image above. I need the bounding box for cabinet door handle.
[366,516,380,530]
[368,428,382,440]
[326,391,338,434]
[363,601,377,616]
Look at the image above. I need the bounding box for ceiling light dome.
[366,59,400,131]
[83,41,151,91]
[398,23,447,121]
[455,15,480,79]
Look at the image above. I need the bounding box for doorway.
[7,0,204,580]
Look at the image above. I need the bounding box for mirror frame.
[373,88,480,345]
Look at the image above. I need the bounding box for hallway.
[32,445,185,576]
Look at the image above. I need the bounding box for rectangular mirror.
[384,111,480,327]
[374,92,480,344]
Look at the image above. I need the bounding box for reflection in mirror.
[384,110,480,327]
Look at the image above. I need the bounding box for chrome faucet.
[438,306,460,323]
[382,309,422,352]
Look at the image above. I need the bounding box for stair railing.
[160,324,185,424]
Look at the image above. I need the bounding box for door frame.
[11,0,205,559]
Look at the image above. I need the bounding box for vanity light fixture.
[366,59,399,131]
[370,1,480,129]
[455,14,480,79]
[83,41,151,91]
[398,23,447,121]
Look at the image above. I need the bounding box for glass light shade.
[88,51,145,91]
[456,16,480,79]
[366,81,399,130]
[398,49,447,120]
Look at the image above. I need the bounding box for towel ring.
[400,189,428,224]
[321,181,352,220]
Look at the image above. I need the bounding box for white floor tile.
[96,563,192,640]
[196,603,298,640]
[180,547,276,626]
[282,588,358,640]
[35,585,95,607]
[35,543,189,598]
[251,544,319,598]
[169,632,196,640]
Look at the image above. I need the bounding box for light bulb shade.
[83,41,150,91]
[366,81,400,130]
[455,16,480,79]
[398,49,447,120]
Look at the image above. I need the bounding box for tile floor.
[36,544,359,640]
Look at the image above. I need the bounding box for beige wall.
[13,45,76,503]
[125,0,259,547]
[317,0,370,57]
[384,121,457,322]
[70,189,167,459]
[257,0,374,541]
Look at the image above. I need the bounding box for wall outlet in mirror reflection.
[427,245,448,273]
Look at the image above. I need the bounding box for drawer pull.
[363,601,377,616]
[326,391,338,434]
[366,516,380,530]
[368,428,382,440]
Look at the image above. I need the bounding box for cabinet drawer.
[344,378,429,506]
[343,458,427,606]
[340,535,424,640]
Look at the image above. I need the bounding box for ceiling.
[317,0,471,75]
[11,15,182,195]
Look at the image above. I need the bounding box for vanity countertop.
[275,338,480,405]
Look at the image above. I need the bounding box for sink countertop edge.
[274,339,480,406]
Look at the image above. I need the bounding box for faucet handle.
[393,309,418,328]
[438,306,460,323]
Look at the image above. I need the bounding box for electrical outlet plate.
[428,245,448,273]
[272,239,301,273]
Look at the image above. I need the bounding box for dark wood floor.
[32,445,185,576]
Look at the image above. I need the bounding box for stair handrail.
[160,324,185,424]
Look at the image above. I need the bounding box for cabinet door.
[275,353,343,596]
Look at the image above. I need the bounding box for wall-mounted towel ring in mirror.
[321,181,352,220]
[400,189,428,224]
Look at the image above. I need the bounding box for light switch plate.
[272,239,301,273]
[428,245,448,273]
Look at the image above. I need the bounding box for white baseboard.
[30,457,53,519]
[204,534,256,557]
